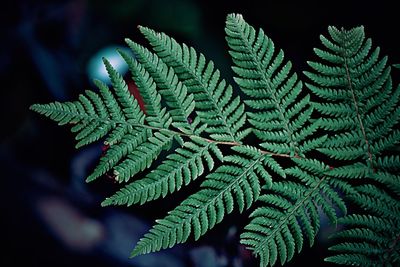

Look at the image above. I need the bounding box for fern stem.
[203,138,241,146]
[34,103,296,159]
[260,149,298,158]
[343,52,374,166]
[130,123,296,158]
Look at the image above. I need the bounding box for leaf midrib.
[340,34,374,166]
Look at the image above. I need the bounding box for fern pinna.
[305,26,400,266]
[30,13,399,266]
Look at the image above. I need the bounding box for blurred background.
[2,0,399,266]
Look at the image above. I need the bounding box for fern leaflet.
[306,26,400,265]
[139,26,249,142]
[224,14,347,266]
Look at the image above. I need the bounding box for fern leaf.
[132,148,278,257]
[225,14,306,155]
[30,70,145,149]
[240,179,327,266]
[31,58,173,184]
[31,13,400,267]
[118,50,172,128]
[307,26,400,265]
[123,41,195,131]
[306,26,400,168]
[139,26,247,142]
[102,137,222,206]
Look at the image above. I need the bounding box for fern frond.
[118,50,172,128]
[101,137,223,206]
[307,26,400,266]
[139,26,248,142]
[240,171,345,266]
[31,12,400,267]
[122,42,195,131]
[132,146,283,257]
[306,26,400,167]
[225,14,319,160]
[32,59,176,184]
[30,71,145,149]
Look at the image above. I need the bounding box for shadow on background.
[1,0,399,266]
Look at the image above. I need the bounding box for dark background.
[2,1,399,266]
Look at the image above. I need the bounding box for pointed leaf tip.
[227,13,243,22]
[29,104,38,111]
[101,198,112,207]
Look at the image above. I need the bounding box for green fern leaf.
[31,12,400,267]
[225,14,320,160]
[30,70,145,149]
[123,41,195,131]
[101,137,223,206]
[139,26,247,142]
[118,50,172,128]
[307,26,400,266]
[224,14,346,266]
[132,147,280,257]
[306,26,399,167]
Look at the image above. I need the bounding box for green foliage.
[306,25,400,266]
[31,13,399,267]
[225,14,349,266]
